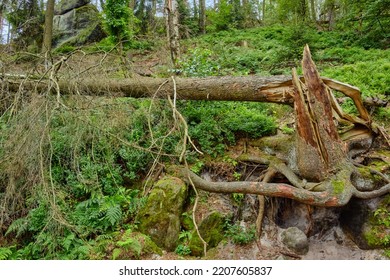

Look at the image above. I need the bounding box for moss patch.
[332,180,345,195]
[136,177,188,251]
[188,211,225,256]
[111,230,162,260]
[363,196,390,248]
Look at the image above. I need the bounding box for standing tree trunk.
[42,0,55,55]
[310,0,316,21]
[0,12,3,44]
[199,0,206,34]
[326,0,336,30]
[292,45,347,181]
[262,0,266,22]
[165,0,181,66]
[193,0,198,21]
[150,0,157,32]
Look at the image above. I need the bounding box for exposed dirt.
[150,222,388,260]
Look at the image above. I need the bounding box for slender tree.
[199,0,206,33]
[42,0,55,55]
[310,0,316,21]
[165,0,180,65]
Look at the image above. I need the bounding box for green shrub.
[180,101,275,157]
[224,221,256,245]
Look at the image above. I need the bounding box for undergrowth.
[1,24,389,260]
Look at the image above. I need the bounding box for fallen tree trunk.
[3,75,296,104]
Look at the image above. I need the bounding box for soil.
[151,223,388,260]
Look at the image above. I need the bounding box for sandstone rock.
[112,230,162,260]
[188,211,225,257]
[53,4,106,48]
[136,177,188,251]
[281,227,309,255]
[340,196,390,249]
[55,0,91,15]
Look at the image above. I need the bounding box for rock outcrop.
[53,0,106,48]
[54,0,91,15]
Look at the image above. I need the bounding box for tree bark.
[165,0,181,66]
[310,0,316,21]
[4,75,296,104]
[42,0,55,55]
[199,0,206,34]
[293,45,347,181]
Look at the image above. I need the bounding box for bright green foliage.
[224,220,256,245]
[179,101,276,157]
[175,230,192,256]
[0,246,14,260]
[0,98,176,259]
[365,197,390,248]
[103,0,132,45]
[207,0,235,32]
[275,0,309,23]
[178,48,221,77]
[111,229,162,260]
[338,0,390,48]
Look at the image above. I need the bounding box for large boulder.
[55,0,91,15]
[136,177,188,251]
[53,3,106,48]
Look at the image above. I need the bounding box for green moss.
[181,212,194,231]
[188,211,225,256]
[363,196,390,249]
[136,177,188,251]
[112,230,162,260]
[331,180,345,195]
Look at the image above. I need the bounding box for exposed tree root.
[179,165,355,207]
[179,160,390,207]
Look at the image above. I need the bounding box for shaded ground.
[151,223,388,260]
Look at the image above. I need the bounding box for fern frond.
[105,204,122,226]
[5,217,29,237]
[0,247,13,260]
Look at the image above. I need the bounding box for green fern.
[117,238,142,258]
[112,248,123,260]
[6,217,29,237]
[104,204,122,227]
[0,247,14,260]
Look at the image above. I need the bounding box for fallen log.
[3,75,296,104]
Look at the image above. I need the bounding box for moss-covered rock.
[55,0,91,15]
[111,230,162,260]
[53,4,106,48]
[340,195,390,249]
[136,177,188,251]
[188,211,225,257]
